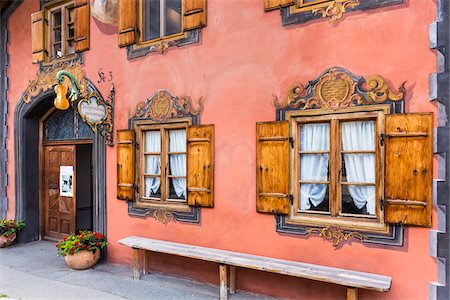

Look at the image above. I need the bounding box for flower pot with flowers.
[0,219,25,248]
[56,230,107,270]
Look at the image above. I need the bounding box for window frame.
[134,118,192,211]
[137,0,186,47]
[45,0,75,60]
[286,105,390,233]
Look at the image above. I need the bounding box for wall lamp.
[54,70,81,110]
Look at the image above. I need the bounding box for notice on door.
[60,166,74,197]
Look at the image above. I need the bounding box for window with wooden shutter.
[74,0,90,52]
[384,113,433,227]
[117,130,136,201]
[118,0,137,47]
[264,0,295,11]
[256,121,290,215]
[118,0,207,55]
[31,11,47,63]
[187,124,214,207]
[31,0,90,63]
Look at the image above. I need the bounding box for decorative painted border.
[274,67,406,247]
[128,89,204,223]
[127,29,201,60]
[280,0,404,26]
[429,0,450,298]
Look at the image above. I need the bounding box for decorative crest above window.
[273,67,406,111]
[131,90,204,122]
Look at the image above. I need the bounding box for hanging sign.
[60,166,74,197]
[77,88,115,147]
[78,94,107,126]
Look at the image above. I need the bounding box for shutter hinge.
[289,194,294,204]
[289,137,294,149]
[134,185,139,194]
[380,198,385,211]
[379,133,386,147]
[135,141,139,150]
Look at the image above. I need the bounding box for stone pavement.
[0,241,274,300]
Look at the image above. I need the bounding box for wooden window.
[31,0,90,63]
[290,111,385,231]
[49,3,75,59]
[121,120,215,210]
[256,106,433,230]
[118,0,206,48]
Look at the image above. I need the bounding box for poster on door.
[60,166,74,197]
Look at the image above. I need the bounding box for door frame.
[39,109,93,238]
[14,81,107,245]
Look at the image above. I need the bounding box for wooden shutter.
[256,121,290,214]
[118,0,137,47]
[74,0,90,52]
[187,125,214,207]
[117,130,135,201]
[31,10,47,63]
[183,0,207,31]
[264,0,295,11]
[384,113,433,227]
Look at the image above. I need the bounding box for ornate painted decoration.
[273,67,406,111]
[310,0,360,22]
[90,0,118,25]
[77,84,115,146]
[21,60,87,104]
[306,226,367,247]
[151,209,175,224]
[132,90,204,121]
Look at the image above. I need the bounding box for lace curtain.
[169,130,187,199]
[300,123,330,210]
[145,131,161,197]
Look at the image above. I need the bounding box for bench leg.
[219,264,228,300]
[133,248,141,280]
[229,266,236,294]
[347,288,358,300]
[142,250,149,275]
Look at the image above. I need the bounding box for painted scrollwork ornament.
[312,0,360,22]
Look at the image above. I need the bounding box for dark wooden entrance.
[43,145,76,239]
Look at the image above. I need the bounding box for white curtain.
[300,123,330,210]
[145,131,161,197]
[169,130,186,199]
[342,121,376,215]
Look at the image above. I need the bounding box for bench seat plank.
[119,236,391,292]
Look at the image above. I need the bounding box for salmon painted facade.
[1,0,449,299]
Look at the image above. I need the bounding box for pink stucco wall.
[6,0,437,299]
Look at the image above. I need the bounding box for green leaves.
[56,230,107,256]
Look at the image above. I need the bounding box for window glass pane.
[168,178,186,200]
[68,6,74,24]
[143,0,161,41]
[342,185,375,215]
[165,0,182,36]
[53,10,62,27]
[54,28,62,43]
[145,155,161,175]
[169,129,186,152]
[341,154,375,183]
[68,40,75,55]
[145,177,161,198]
[300,123,329,151]
[54,43,62,58]
[300,184,329,212]
[341,121,375,151]
[145,130,161,152]
[300,154,329,181]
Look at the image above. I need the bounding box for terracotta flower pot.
[65,249,100,270]
[0,232,16,248]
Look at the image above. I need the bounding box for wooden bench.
[119,236,391,300]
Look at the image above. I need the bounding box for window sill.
[128,201,200,223]
[135,200,191,213]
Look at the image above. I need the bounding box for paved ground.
[0,241,274,300]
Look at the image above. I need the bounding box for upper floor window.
[118,0,206,57]
[49,2,75,59]
[31,0,90,64]
[142,0,183,42]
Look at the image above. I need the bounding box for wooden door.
[43,145,76,239]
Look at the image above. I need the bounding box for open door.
[43,145,76,240]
